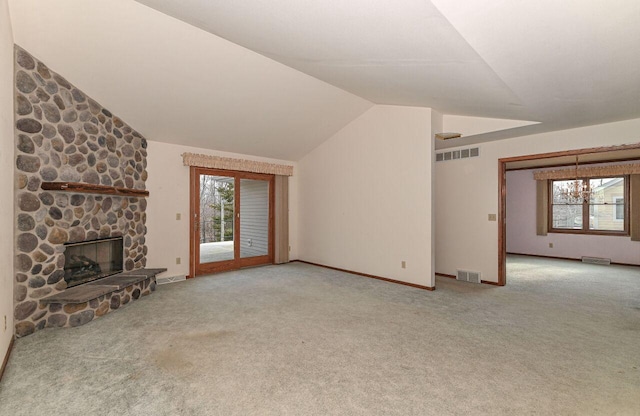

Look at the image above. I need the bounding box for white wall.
[506,169,639,265]
[298,105,434,288]
[436,118,640,282]
[145,141,298,279]
[0,0,14,360]
[8,0,372,161]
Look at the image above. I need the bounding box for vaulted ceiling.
[8,0,640,158]
[8,0,372,161]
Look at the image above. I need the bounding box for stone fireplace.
[14,46,164,337]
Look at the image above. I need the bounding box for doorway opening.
[189,167,275,277]
[498,143,640,285]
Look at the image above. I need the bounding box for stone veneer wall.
[14,46,148,337]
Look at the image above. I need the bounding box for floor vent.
[581,257,611,265]
[456,270,482,283]
[157,275,187,285]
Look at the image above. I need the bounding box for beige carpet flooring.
[0,256,639,415]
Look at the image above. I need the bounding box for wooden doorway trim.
[189,166,197,279]
[498,142,640,286]
[189,166,275,278]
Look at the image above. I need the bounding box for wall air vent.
[157,275,187,285]
[456,269,482,284]
[581,257,611,265]
[435,147,480,163]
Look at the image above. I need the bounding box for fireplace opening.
[64,237,124,287]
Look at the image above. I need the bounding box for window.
[549,176,628,234]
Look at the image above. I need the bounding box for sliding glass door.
[190,167,274,276]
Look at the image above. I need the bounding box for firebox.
[63,237,124,287]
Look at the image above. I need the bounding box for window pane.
[549,176,628,234]
[615,198,624,220]
[552,180,586,203]
[589,177,623,204]
[589,204,624,231]
[589,177,625,231]
[551,205,583,229]
[199,175,235,263]
[239,179,270,259]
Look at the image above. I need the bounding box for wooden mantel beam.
[40,182,149,197]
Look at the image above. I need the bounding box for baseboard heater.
[581,257,611,265]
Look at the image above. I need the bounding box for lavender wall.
[506,169,640,265]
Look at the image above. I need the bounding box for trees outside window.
[211,181,234,241]
[199,176,234,243]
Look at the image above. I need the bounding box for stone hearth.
[39,268,166,327]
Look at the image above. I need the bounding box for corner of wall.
[297,104,435,288]
[1,0,16,364]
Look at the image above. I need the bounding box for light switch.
[488,214,497,221]
[176,213,181,220]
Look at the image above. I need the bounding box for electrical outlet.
[401,261,406,269]
[549,243,554,248]
[176,213,181,220]
[3,315,6,332]
[176,257,181,265]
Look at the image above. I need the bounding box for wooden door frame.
[498,142,640,286]
[189,167,275,278]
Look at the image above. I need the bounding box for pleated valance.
[182,152,293,176]
[533,163,640,180]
